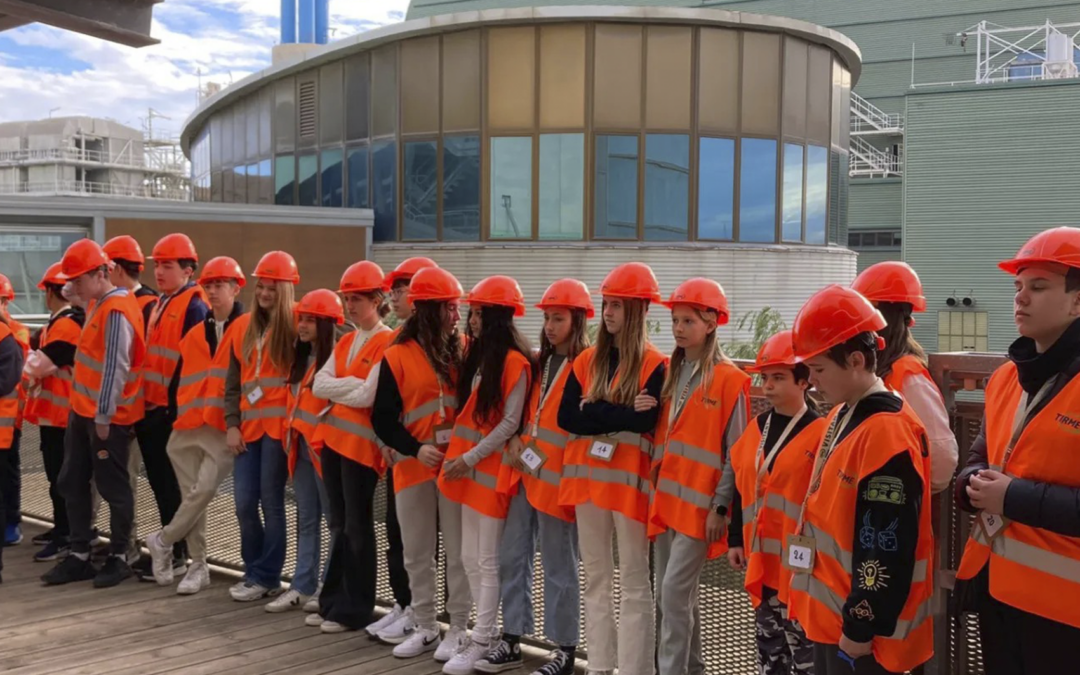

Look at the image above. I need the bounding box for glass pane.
[487,27,536,130]
[806,145,828,244]
[538,134,584,240]
[210,115,222,170]
[539,25,586,129]
[246,98,259,161]
[247,164,258,204]
[223,169,234,203]
[593,24,642,129]
[782,143,804,242]
[274,155,295,205]
[0,230,85,315]
[211,171,222,202]
[697,137,735,240]
[645,26,692,130]
[320,148,344,207]
[320,63,344,145]
[372,46,398,137]
[345,53,370,141]
[490,137,533,239]
[259,159,272,204]
[741,32,781,136]
[443,136,480,241]
[699,28,739,133]
[233,105,245,164]
[401,36,440,134]
[848,232,860,247]
[372,141,397,241]
[403,141,438,240]
[442,30,481,132]
[347,146,369,208]
[594,135,638,239]
[644,134,689,241]
[275,78,296,152]
[298,153,318,207]
[739,138,777,243]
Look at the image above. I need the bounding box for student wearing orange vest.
[0,272,32,345]
[727,330,825,675]
[437,276,536,675]
[0,310,25,583]
[647,278,750,675]
[493,279,592,675]
[853,262,958,494]
[387,257,438,327]
[0,273,28,548]
[557,262,667,675]
[372,267,471,663]
[224,251,299,602]
[23,262,86,561]
[954,227,1080,673]
[134,233,209,579]
[103,234,160,328]
[786,285,934,674]
[309,262,395,632]
[43,239,146,589]
[144,256,245,595]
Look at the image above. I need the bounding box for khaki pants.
[395,480,471,630]
[576,501,656,675]
[160,426,233,563]
[654,529,707,675]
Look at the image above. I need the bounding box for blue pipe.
[315,0,329,44]
[280,0,295,44]
[298,0,315,44]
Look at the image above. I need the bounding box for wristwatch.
[712,504,727,516]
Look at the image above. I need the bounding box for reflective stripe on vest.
[71,293,146,425]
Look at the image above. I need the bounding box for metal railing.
[850,136,903,178]
[0,179,189,201]
[0,146,145,170]
[850,92,904,136]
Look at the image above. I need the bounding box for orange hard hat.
[746,330,798,373]
[253,251,300,284]
[792,285,887,362]
[599,262,662,303]
[662,277,730,325]
[999,227,1080,275]
[385,256,438,287]
[37,262,66,290]
[408,267,464,304]
[536,278,595,318]
[199,256,246,287]
[852,261,926,312]
[0,273,13,300]
[296,289,344,325]
[467,275,526,317]
[102,235,145,267]
[150,233,198,262]
[340,261,388,294]
[60,239,110,280]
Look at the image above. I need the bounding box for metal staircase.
[850,136,902,178]
[850,92,904,136]
[849,92,904,177]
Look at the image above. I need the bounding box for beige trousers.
[160,426,234,563]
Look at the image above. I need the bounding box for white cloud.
[0,0,410,137]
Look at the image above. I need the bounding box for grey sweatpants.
[654,529,707,675]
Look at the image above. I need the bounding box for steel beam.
[0,0,160,48]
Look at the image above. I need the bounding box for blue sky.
[0,0,410,137]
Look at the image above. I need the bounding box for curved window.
[698,137,735,240]
[371,141,397,242]
[347,146,369,209]
[539,134,584,241]
[320,148,344,207]
[739,138,777,243]
[443,136,481,241]
[644,134,690,241]
[403,141,438,240]
[298,153,318,207]
[274,155,295,206]
[490,137,532,239]
[782,143,804,242]
[594,135,638,239]
[806,145,828,245]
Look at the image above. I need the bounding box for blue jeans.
[233,434,288,589]
[498,488,581,646]
[291,438,331,596]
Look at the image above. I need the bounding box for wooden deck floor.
[0,524,549,675]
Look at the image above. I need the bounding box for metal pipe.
[280,0,295,44]
[315,0,329,45]
[298,0,315,44]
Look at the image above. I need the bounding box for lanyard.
[423,354,450,423]
[669,360,702,425]
[753,406,808,498]
[532,355,567,437]
[1001,376,1057,472]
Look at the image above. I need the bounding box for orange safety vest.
[497,353,578,523]
[729,413,827,607]
[202,319,243,432]
[558,345,667,523]
[71,292,146,426]
[440,351,531,519]
[648,361,751,558]
[24,314,82,429]
[0,323,23,448]
[231,313,288,443]
[883,354,943,404]
[287,360,328,478]
[312,328,393,474]
[383,339,458,493]
[143,285,207,408]
[174,319,241,432]
[787,400,934,673]
[8,319,29,436]
[956,361,1080,627]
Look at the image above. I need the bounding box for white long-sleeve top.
[901,372,959,494]
[312,322,390,408]
[461,371,528,468]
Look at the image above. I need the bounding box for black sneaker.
[94,556,133,588]
[474,640,522,673]
[139,556,187,583]
[32,528,56,546]
[34,539,71,562]
[530,649,575,675]
[131,553,151,573]
[42,555,96,585]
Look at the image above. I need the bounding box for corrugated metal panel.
[904,81,1080,352]
[372,244,856,351]
[850,180,902,230]
[854,248,900,273]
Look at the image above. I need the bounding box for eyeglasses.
[390,287,408,299]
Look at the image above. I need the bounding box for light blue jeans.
[233,434,288,589]
[291,437,331,596]
[498,488,581,646]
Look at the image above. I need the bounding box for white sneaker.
[376,606,416,645]
[229,579,247,594]
[434,626,470,663]
[321,620,353,634]
[303,592,320,613]
[365,603,405,637]
[230,581,273,602]
[176,562,210,595]
[305,613,325,627]
[147,532,174,586]
[393,626,442,658]
[265,588,309,613]
[443,640,489,675]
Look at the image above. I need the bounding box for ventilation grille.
[298,80,317,140]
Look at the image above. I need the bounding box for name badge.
[980,511,1008,541]
[589,439,616,462]
[785,534,816,574]
[521,443,547,473]
[246,386,264,405]
[434,423,453,447]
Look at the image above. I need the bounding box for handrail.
[0,179,190,201]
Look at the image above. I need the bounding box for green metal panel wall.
[855,249,901,273]
[850,180,901,230]
[904,81,1080,352]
